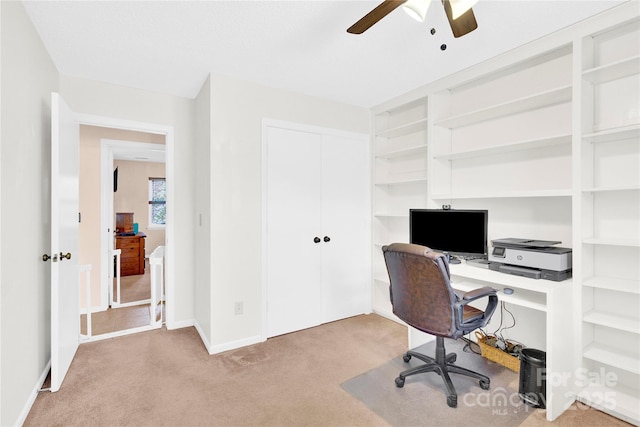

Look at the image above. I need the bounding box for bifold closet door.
[321,134,369,323]
[266,127,323,337]
[265,125,370,338]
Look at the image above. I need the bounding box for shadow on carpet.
[341,338,543,427]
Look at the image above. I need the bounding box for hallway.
[80,264,162,336]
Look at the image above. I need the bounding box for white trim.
[208,334,263,355]
[166,318,195,331]
[76,113,176,331]
[260,122,269,341]
[16,360,51,427]
[101,140,167,309]
[102,139,166,152]
[79,323,160,343]
[261,118,369,140]
[193,320,212,353]
[193,323,263,356]
[100,142,114,310]
[111,299,151,309]
[101,140,167,310]
[75,113,170,135]
[0,2,3,421]
[198,322,264,355]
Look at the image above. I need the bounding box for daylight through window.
[149,177,166,227]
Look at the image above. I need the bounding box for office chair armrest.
[462,286,497,302]
[454,287,498,331]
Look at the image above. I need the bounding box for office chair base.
[394,337,490,408]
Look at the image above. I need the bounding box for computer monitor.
[409,209,488,259]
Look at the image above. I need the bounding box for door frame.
[75,112,176,329]
[100,139,166,310]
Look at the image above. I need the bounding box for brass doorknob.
[42,254,51,262]
[59,252,71,261]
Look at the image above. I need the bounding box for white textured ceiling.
[23,0,627,108]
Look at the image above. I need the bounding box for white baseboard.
[192,320,212,352]
[192,320,263,355]
[207,334,264,355]
[16,360,51,427]
[80,324,160,343]
[166,318,195,331]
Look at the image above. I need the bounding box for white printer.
[488,238,572,281]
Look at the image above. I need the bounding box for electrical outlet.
[234,301,243,315]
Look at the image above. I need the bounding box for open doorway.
[78,124,170,340]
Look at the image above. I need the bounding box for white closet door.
[321,134,370,323]
[266,126,323,337]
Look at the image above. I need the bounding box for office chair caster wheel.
[479,380,490,390]
[403,354,411,363]
[395,376,405,388]
[447,395,457,408]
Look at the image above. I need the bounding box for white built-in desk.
[409,261,575,421]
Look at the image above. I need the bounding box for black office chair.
[382,243,498,408]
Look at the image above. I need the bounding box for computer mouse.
[503,288,514,295]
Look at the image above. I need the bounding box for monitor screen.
[409,209,488,258]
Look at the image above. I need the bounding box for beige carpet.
[114,267,151,304]
[26,314,629,426]
[26,314,405,426]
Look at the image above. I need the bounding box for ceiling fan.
[347,0,479,38]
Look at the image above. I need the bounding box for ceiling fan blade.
[347,0,408,34]
[442,0,478,38]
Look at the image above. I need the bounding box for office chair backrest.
[382,243,458,338]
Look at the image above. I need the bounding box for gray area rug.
[342,338,540,427]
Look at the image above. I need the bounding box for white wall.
[59,76,196,328]
[194,75,212,347]
[200,73,370,352]
[0,2,59,425]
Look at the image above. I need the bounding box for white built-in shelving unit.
[429,44,574,205]
[370,3,639,424]
[428,39,576,424]
[575,16,640,425]
[372,96,429,317]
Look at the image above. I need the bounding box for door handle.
[59,252,71,261]
[323,236,331,243]
[42,253,59,262]
[314,237,321,244]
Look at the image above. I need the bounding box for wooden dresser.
[116,233,146,276]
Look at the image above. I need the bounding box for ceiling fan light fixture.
[449,0,479,20]
[402,0,431,22]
